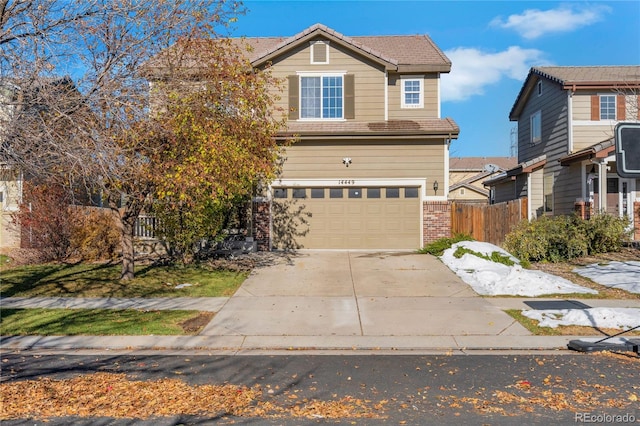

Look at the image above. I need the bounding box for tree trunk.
[120,215,136,281]
[112,200,144,281]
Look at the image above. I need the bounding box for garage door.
[272,187,420,249]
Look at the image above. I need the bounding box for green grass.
[505,309,562,336]
[0,262,247,298]
[0,308,210,336]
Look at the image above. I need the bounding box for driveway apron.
[200,251,528,338]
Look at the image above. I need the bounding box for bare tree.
[1,1,286,280]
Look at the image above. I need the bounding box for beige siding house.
[485,66,640,229]
[241,24,459,250]
[449,157,516,203]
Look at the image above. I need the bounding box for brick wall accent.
[634,202,640,241]
[252,200,271,251]
[574,201,592,220]
[423,201,451,245]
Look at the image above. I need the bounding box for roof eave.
[397,64,451,74]
[251,28,398,70]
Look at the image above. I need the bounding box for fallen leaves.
[0,373,388,421]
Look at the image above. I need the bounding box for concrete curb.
[0,334,582,353]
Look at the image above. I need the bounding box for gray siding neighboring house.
[485,66,640,229]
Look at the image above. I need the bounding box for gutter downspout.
[527,172,533,220]
[567,89,574,154]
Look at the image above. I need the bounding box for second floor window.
[401,77,423,108]
[600,95,616,120]
[530,110,541,144]
[300,76,343,119]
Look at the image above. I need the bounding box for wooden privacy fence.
[451,198,528,246]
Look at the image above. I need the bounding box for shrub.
[585,213,631,254]
[453,246,517,266]
[419,233,474,256]
[13,181,73,261]
[504,218,549,262]
[504,213,630,263]
[69,208,121,261]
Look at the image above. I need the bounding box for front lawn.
[0,308,214,336]
[0,262,247,298]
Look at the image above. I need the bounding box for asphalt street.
[1,352,639,425]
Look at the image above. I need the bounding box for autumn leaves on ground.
[1,352,638,422]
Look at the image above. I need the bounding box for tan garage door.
[272,187,420,249]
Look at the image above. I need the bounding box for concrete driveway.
[201,251,529,344]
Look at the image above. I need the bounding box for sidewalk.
[2,251,639,354]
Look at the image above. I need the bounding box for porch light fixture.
[433,180,439,194]
[342,157,352,167]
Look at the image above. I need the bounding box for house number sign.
[338,179,355,185]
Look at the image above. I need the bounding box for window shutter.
[590,95,600,121]
[617,95,626,120]
[288,75,298,120]
[344,74,355,119]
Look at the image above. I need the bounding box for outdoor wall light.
[342,157,352,167]
[433,180,439,194]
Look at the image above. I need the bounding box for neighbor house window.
[401,76,423,108]
[600,95,616,120]
[530,110,541,144]
[537,80,543,96]
[300,75,343,119]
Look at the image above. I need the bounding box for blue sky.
[229,1,640,158]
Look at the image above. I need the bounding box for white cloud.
[441,46,546,102]
[490,5,611,40]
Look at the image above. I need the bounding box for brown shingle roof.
[510,66,640,120]
[533,66,640,86]
[450,157,518,171]
[237,23,451,73]
[279,118,459,139]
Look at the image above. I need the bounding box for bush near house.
[418,233,474,256]
[13,181,121,263]
[504,214,631,263]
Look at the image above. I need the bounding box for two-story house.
[239,24,459,250]
[485,66,640,229]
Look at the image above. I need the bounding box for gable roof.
[483,155,547,186]
[450,157,517,171]
[559,137,615,166]
[449,181,489,197]
[510,66,640,120]
[241,23,451,73]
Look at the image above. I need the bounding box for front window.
[530,110,541,144]
[401,77,423,108]
[600,95,616,120]
[300,75,343,119]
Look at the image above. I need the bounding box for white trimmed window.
[600,95,616,120]
[401,76,423,108]
[530,110,541,145]
[300,75,343,119]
